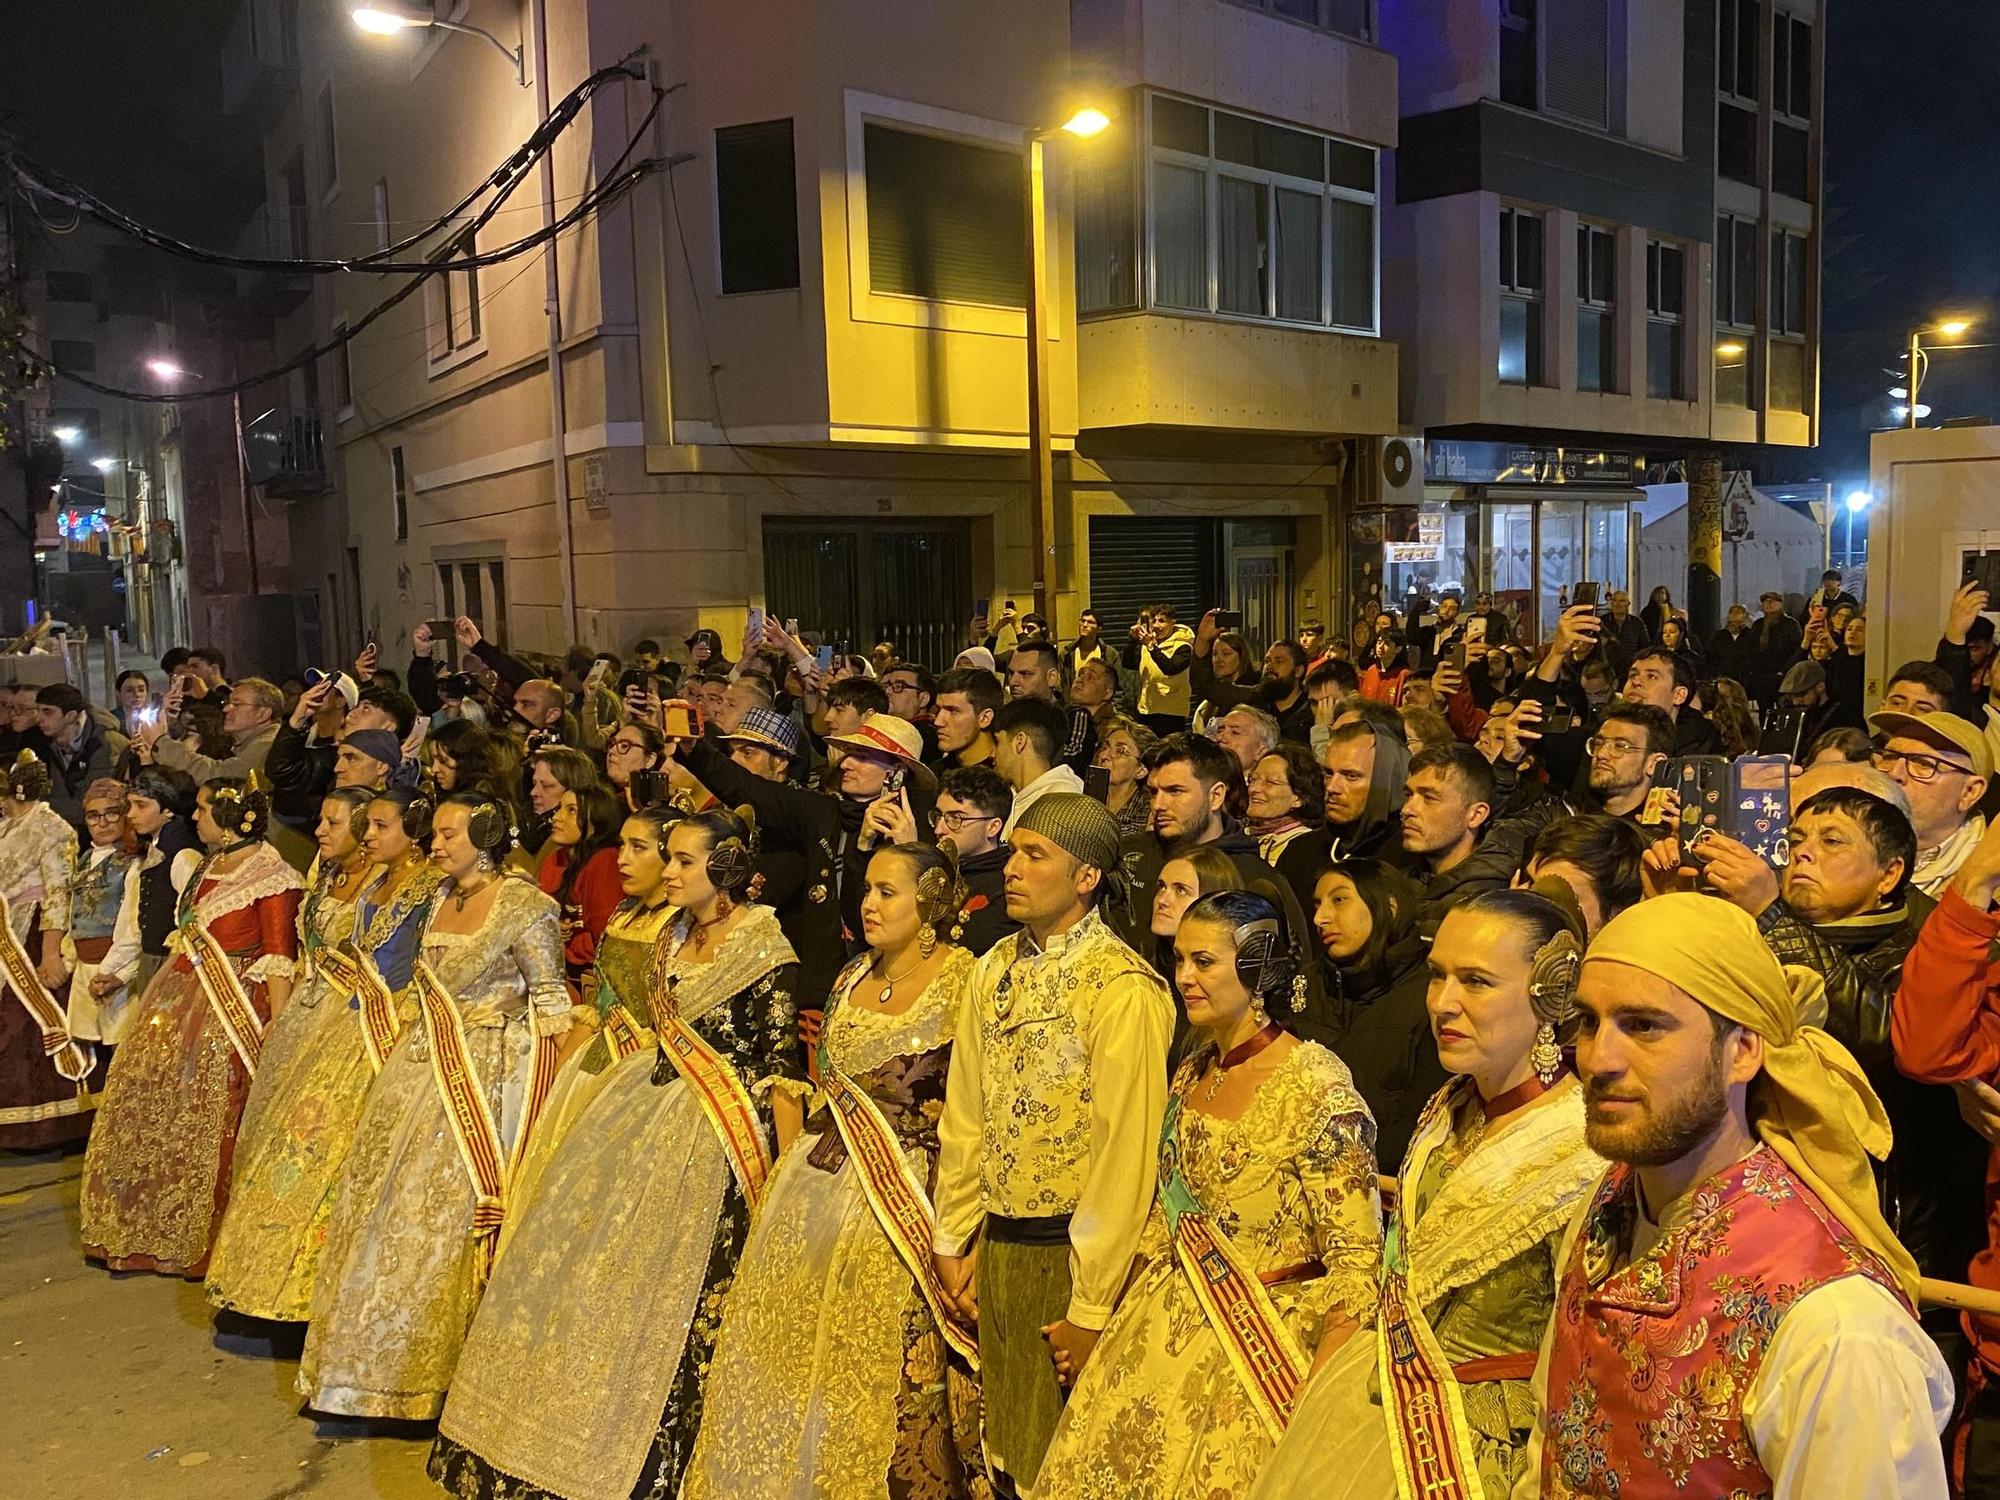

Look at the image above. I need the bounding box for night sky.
[3,0,1995,488]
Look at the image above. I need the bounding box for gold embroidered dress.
[1032,1042,1382,1499]
[680,946,981,1500]
[1249,1076,1598,1500]
[296,877,568,1418]
[429,902,803,1500]
[0,801,85,1146]
[78,842,304,1275]
[498,896,677,1239]
[205,861,442,1321]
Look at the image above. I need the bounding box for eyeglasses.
[1584,735,1645,758]
[932,808,994,833]
[607,738,648,754]
[882,679,920,695]
[1872,746,1975,784]
[84,809,124,824]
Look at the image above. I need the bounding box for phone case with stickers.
[1729,755,1793,868]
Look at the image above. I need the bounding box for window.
[1576,224,1616,392]
[715,119,800,294]
[1770,229,1808,335]
[1075,139,1138,314]
[43,272,92,303]
[317,84,339,200]
[1644,242,1684,399]
[865,123,1024,307]
[1223,0,1372,41]
[1718,101,1757,184]
[332,326,353,415]
[430,229,482,360]
[1715,214,1758,328]
[1772,12,1813,119]
[438,559,508,648]
[1769,338,1808,413]
[1714,333,1751,408]
[391,446,409,541]
[1143,95,1379,332]
[1500,0,1538,109]
[1544,0,1610,128]
[372,179,391,252]
[1718,0,1759,100]
[51,339,95,373]
[1498,207,1543,385]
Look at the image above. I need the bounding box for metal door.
[1229,546,1291,656]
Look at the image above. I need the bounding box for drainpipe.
[531,0,578,644]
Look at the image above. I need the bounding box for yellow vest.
[1135,625,1195,718]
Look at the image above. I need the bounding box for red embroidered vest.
[1539,1145,1904,1499]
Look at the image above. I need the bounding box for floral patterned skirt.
[78,959,254,1276]
[205,990,374,1321]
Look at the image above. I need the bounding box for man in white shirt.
[990,698,1083,842]
[1513,894,1951,1499]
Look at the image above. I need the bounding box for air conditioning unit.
[1374,435,1424,506]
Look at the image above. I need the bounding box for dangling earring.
[918,923,937,958]
[1289,973,1308,1015]
[1531,1021,1562,1087]
[713,888,734,921]
[475,851,494,873]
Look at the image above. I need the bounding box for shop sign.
[1424,439,1637,487]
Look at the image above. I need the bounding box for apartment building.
[207,0,1400,667]
[1369,0,1823,641]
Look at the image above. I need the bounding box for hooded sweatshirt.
[1327,724,1413,866]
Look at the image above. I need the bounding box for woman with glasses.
[60,780,141,1080]
[81,777,304,1275]
[1094,714,1159,837]
[603,720,666,808]
[1247,744,1329,916]
[1252,889,1594,1500]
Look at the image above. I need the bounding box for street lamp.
[351,2,525,83]
[1843,489,1871,574]
[1024,104,1112,623]
[146,358,191,382]
[145,356,261,595]
[51,426,79,445]
[1905,317,1976,429]
[91,457,116,473]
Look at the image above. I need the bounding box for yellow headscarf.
[1585,893,1920,1303]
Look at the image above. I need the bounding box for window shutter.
[716,119,800,294]
[865,124,1025,307]
[1087,517,1216,630]
[1543,0,1609,128]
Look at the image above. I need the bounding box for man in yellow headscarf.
[1512,893,1953,1499]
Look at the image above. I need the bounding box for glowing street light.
[351,3,525,82]
[1907,317,1978,428]
[1845,489,1872,514]
[146,358,192,381]
[51,426,80,445]
[1059,107,1112,139]
[90,457,116,473]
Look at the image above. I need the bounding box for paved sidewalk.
[0,1148,433,1499]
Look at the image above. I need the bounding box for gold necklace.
[451,871,498,912]
[870,951,927,1005]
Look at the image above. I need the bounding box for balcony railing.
[243,407,327,498]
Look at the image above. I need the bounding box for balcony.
[221,0,301,121]
[232,205,313,318]
[243,407,327,498]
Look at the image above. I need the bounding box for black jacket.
[681,738,847,1013]
[1757,893,1986,1282]
[1748,614,1804,704]
[1411,798,1563,940]
[41,717,118,830]
[953,843,1017,957]
[1708,626,1757,686]
[1670,709,1722,756]
[264,719,335,827]
[1322,932,1449,1172]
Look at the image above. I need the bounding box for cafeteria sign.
[1425,440,1637,487]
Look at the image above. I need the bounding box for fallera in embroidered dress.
[62,841,140,1048]
[428,901,805,1500]
[205,862,442,1321]
[1249,1076,1599,1500]
[0,802,91,1147]
[1032,1042,1383,1500]
[680,945,985,1500]
[497,897,677,1250]
[296,878,568,1419]
[78,843,304,1276]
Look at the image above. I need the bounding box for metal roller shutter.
[1086,516,1220,632]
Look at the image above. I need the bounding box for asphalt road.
[0,1146,433,1499]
